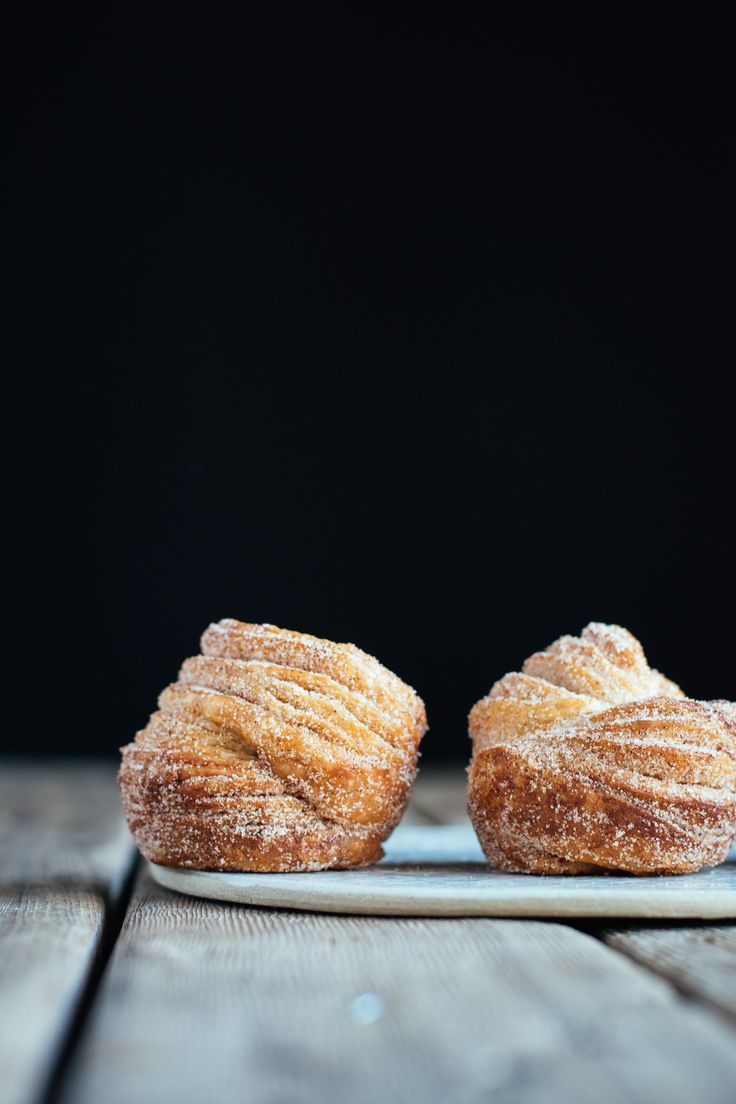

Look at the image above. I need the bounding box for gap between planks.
[5,762,736,1104]
[59,868,736,1104]
[41,853,139,1104]
[411,767,736,1034]
[602,924,736,1025]
[0,761,137,1104]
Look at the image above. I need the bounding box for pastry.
[468,623,736,874]
[120,619,427,871]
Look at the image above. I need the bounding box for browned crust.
[467,624,736,875]
[119,620,427,871]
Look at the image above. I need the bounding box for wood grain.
[0,761,134,1104]
[417,776,736,1033]
[0,889,107,1104]
[605,926,736,1022]
[7,764,736,1104]
[62,869,736,1104]
[0,760,133,890]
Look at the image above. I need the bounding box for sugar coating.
[119,620,427,871]
[468,623,736,875]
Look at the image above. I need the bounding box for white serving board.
[150,825,736,919]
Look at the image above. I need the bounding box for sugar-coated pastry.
[468,623,736,875]
[120,620,427,871]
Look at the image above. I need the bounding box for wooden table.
[3,763,736,1104]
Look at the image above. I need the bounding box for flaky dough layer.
[468,623,736,875]
[120,620,427,871]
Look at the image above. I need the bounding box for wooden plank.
[0,762,134,1104]
[410,766,469,824]
[0,889,107,1104]
[62,869,736,1104]
[0,761,133,890]
[605,926,736,1022]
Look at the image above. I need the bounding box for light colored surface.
[61,868,736,1104]
[5,761,736,1104]
[0,762,134,1104]
[151,823,736,919]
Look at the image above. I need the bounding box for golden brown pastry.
[120,619,427,871]
[468,623,736,875]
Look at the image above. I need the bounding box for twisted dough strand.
[468,623,736,874]
[120,620,426,871]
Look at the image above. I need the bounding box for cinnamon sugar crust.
[468,623,736,875]
[120,620,427,871]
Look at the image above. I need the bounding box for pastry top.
[468,622,736,875]
[469,621,685,752]
[202,619,427,744]
[120,619,427,871]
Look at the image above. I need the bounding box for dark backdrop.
[5,13,733,759]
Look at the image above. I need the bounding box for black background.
[5,13,734,760]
